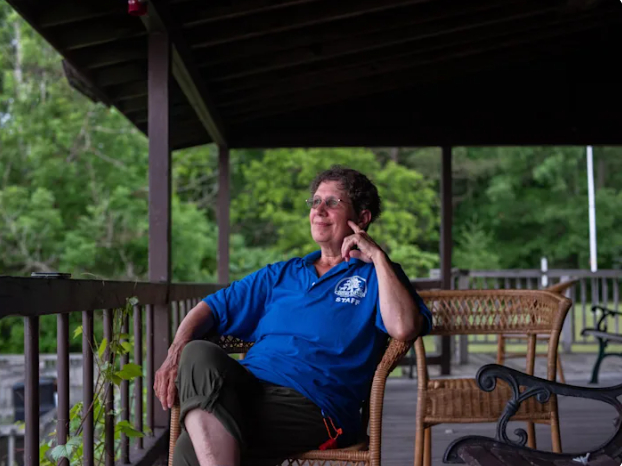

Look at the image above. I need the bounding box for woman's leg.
[243,383,335,464]
[174,341,261,466]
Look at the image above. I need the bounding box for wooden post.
[560,275,573,353]
[218,146,230,285]
[457,273,470,364]
[148,29,172,428]
[440,146,453,375]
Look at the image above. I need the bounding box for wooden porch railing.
[0,276,224,466]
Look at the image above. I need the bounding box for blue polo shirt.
[204,250,431,442]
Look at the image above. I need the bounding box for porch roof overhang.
[7,0,622,150]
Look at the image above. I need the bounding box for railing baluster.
[146,303,155,435]
[581,278,587,343]
[172,301,179,335]
[104,309,114,466]
[186,299,192,316]
[614,279,620,335]
[179,300,186,321]
[24,316,39,466]
[570,282,577,346]
[134,304,144,449]
[57,313,70,466]
[121,312,130,464]
[504,277,510,289]
[83,310,94,466]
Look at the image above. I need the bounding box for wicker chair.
[168,335,413,466]
[496,280,577,384]
[414,289,572,466]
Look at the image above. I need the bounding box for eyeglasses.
[305,196,350,209]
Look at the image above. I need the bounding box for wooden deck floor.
[382,352,622,465]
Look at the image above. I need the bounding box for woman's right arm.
[154,301,214,410]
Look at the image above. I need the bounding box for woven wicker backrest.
[207,333,254,353]
[418,289,571,336]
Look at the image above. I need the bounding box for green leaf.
[50,437,80,462]
[73,325,83,339]
[128,296,139,306]
[116,363,142,380]
[112,375,122,386]
[69,402,83,420]
[121,341,133,354]
[98,338,108,359]
[115,420,145,438]
[39,443,51,461]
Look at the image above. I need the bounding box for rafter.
[94,62,146,88]
[107,81,148,102]
[37,1,123,28]
[71,39,146,70]
[227,29,601,123]
[143,0,227,146]
[200,0,526,80]
[52,16,145,51]
[174,0,324,27]
[215,8,612,109]
[186,0,433,49]
[210,0,558,96]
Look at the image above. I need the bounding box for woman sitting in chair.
[154,166,432,466]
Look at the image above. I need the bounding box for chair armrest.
[443,364,622,464]
[367,338,413,458]
[377,338,413,374]
[591,305,622,332]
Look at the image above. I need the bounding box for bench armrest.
[443,364,622,464]
[591,305,622,332]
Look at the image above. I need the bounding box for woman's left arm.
[373,254,425,341]
[342,221,425,341]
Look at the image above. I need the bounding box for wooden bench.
[443,364,622,466]
[581,305,622,384]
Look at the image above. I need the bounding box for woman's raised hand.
[341,220,384,263]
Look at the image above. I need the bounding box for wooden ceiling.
[7,0,622,149]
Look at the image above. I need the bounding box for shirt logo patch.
[334,276,367,305]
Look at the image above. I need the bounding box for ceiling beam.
[174,0,324,27]
[210,0,555,94]
[203,0,528,82]
[71,39,146,70]
[107,81,148,101]
[216,9,612,109]
[36,1,124,28]
[94,62,146,88]
[227,30,602,123]
[51,16,145,51]
[228,113,622,148]
[186,0,433,49]
[143,0,227,146]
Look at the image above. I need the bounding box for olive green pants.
[173,341,329,466]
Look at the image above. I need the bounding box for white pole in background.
[587,145,598,273]
[541,257,548,288]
